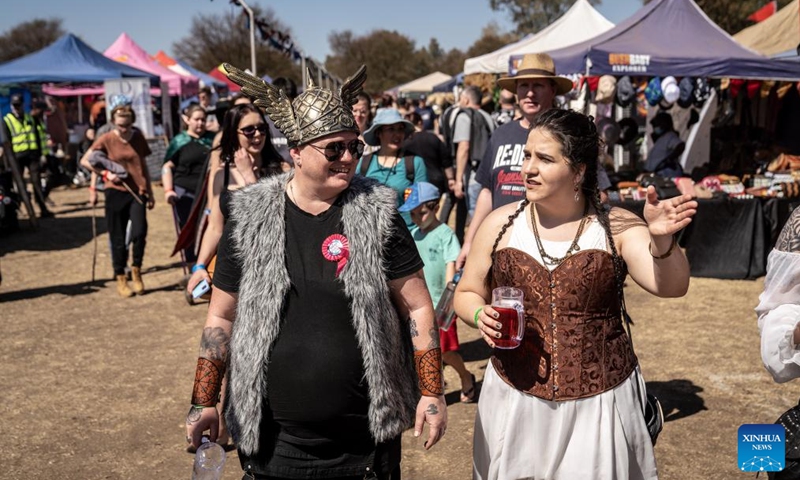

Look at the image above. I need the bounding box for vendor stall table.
[612,197,800,279]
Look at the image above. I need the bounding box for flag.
[748,1,777,22]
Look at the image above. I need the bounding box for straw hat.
[498,53,574,95]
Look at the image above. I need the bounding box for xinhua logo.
[739,424,785,472]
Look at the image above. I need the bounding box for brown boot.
[130,266,145,295]
[116,275,134,298]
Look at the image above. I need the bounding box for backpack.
[359,153,416,184]
[441,106,493,169]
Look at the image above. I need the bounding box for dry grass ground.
[1,186,793,479]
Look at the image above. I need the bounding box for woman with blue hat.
[357,108,428,227]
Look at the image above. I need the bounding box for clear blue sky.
[0,0,642,71]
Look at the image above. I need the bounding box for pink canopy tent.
[44,33,198,97]
[105,33,198,96]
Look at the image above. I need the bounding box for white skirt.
[473,362,658,480]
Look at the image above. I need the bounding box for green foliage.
[325,24,519,94]
[0,18,65,63]
[642,0,794,34]
[489,0,602,35]
[172,7,301,83]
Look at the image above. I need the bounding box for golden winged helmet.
[222,64,367,147]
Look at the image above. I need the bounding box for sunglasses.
[307,139,365,162]
[238,124,268,138]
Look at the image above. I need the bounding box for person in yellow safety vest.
[2,94,53,218]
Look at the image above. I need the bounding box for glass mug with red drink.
[490,287,525,349]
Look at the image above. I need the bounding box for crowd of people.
[7,49,800,480]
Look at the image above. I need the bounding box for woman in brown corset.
[454,109,696,480]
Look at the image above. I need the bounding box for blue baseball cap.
[399,182,440,212]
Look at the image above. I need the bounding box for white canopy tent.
[734,0,799,58]
[389,71,453,95]
[463,0,614,75]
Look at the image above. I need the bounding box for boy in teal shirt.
[400,182,475,402]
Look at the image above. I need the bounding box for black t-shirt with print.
[475,119,531,209]
[213,194,422,477]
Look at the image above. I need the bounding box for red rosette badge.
[322,234,350,277]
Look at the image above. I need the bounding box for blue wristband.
[191,264,206,273]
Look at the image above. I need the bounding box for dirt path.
[1,186,795,479]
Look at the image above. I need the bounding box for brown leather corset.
[491,248,638,401]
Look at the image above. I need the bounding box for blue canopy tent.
[0,33,159,85]
[432,72,464,93]
[511,0,800,81]
[174,58,226,89]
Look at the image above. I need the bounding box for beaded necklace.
[530,202,590,267]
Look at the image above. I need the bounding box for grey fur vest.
[225,172,419,455]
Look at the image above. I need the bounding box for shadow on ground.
[646,379,707,422]
[0,261,185,302]
[1,214,108,254]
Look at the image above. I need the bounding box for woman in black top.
[188,104,282,293]
[162,104,216,267]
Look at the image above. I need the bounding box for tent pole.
[302,55,307,86]
[238,0,257,75]
[78,95,83,124]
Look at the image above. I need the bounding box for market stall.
[529,0,800,79]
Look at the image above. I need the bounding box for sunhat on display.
[615,76,635,107]
[595,75,617,104]
[677,77,695,108]
[497,53,574,95]
[645,77,663,106]
[661,76,680,105]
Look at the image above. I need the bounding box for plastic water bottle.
[191,437,226,480]
[434,270,462,331]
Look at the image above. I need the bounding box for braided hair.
[485,109,626,303]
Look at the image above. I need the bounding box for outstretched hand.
[643,186,697,237]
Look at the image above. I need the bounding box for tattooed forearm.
[199,327,230,361]
[191,357,224,407]
[414,348,444,396]
[186,405,204,425]
[426,403,439,415]
[427,326,440,349]
[409,317,419,338]
[776,208,800,253]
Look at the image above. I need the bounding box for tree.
[325,29,424,93]
[642,0,794,34]
[0,18,65,63]
[172,6,301,83]
[466,22,520,58]
[325,23,520,93]
[490,0,601,35]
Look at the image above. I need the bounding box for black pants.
[16,151,50,213]
[105,189,147,276]
[243,465,401,480]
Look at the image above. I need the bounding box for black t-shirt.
[169,139,211,192]
[403,131,451,194]
[213,193,422,477]
[475,119,531,209]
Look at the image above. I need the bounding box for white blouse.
[756,248,800,383]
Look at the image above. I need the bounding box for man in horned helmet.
[186,65,447,479]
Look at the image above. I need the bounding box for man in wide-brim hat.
[456,53,571,268]
[185,63,447,479]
